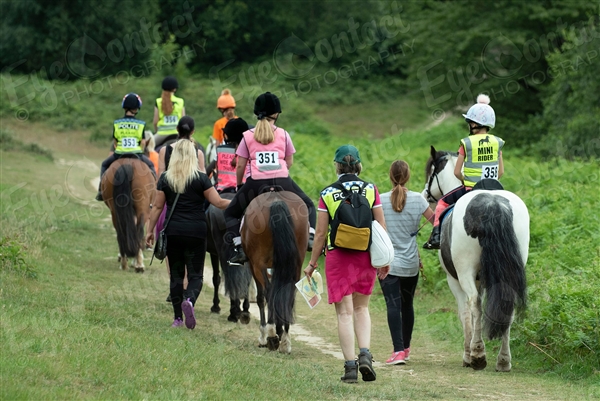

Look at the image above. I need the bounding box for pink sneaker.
[171,317,184,328]
[404,348,410,361]
[385,350,406,365]
[182,298,196,329]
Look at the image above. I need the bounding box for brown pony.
[101,157,156,272]
[241,190,309,353]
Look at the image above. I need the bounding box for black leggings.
[223,176,316,237]
[167,235,207,319]
[379,274,419,352]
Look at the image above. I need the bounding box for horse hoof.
[496,361,511,372]
[471,356,487,370]
[227,314,239,323]
[211,306,221,314]
[463,361,471,368]
[239,312,251,325]
[267,336,279,351]
[135,268,144,273]
[258,343,268,348]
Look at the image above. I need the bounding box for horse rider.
[95,93,157,201]
[423,94,505,249]
[224,92,317,265]
[206,117,249,194]
[153,76,186,148]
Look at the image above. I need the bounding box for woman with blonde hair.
[223,92,316,265]
[379,160,433,365]
[146,139,230,329]
[153,76,186,148]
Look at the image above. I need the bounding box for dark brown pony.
[241,190,309,353]
[101,157,156,272]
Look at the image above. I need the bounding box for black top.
[157,172,213,238]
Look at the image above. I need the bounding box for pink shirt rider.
[236,126,295,180]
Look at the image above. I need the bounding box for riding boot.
[228,245,247,266]
[423,225,441,250]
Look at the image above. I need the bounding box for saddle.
[258,184,285,194]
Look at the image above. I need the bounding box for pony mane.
[424,150,457,180]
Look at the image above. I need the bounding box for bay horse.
[101,157,156,272]
[423,146,529,372]
[241,189,309,353]
[206,191,253,322]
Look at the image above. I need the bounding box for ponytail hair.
[389,160,410,212]
[177,116,195,138]
[253,115,276,145]
[161,90,174,116]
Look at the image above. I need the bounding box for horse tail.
[464,193,527,340]
[113,164,140,258]
[269,200,300,326]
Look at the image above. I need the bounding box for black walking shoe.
[228,245,247,266]
[423,225,441,250]
[95,191,103,201]
[340,363,358,383]
[358,351,376,381]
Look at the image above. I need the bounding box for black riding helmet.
[122,93,142,110]
[162,76,179,91]
[223,118,249,145]
[254,92,281,119]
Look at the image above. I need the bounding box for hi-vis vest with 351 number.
[113,117,145,154]
[460,133,504,187]
[156,95,184,136]
[216,144,238,192]
[321,180,376,250]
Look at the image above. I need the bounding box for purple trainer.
[181,298,196,329]
[171,317,184,328]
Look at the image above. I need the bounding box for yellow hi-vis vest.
[460,134,504,187]
[156,95,184,136]
[320,179,376,250]
[113,118,145,154]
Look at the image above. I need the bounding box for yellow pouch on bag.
[333,223,371,251]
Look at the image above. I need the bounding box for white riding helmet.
[462,94,495,129]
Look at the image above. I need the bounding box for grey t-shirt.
[380,190,430,277]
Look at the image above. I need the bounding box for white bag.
[370,220,394,268]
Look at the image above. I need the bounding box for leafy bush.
[0,236,37,278]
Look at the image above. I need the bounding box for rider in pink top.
[224,92,316,265]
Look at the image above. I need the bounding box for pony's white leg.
[447,275,472,367]
[496,316,513,372]
[135,248,145,273]
[461,278,486,370]
[119,253,128,270]
[279,331,291,354]
[258,324,268,346]
[267,323,277,339]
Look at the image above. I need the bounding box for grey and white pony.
[423,146,529,372]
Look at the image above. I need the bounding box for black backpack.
[329,181,373,251]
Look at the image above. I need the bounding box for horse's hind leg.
[119,253,128,271]
[228,299,241,322]
[496,318,513,372]
[462,278,486,370]
[256,283,268,347]
[266,303,279,351]
[279,324,291,354]
[447,275,473,367]
[210,253,221,313]
[134,249,144,273]
[239,298,251,325]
